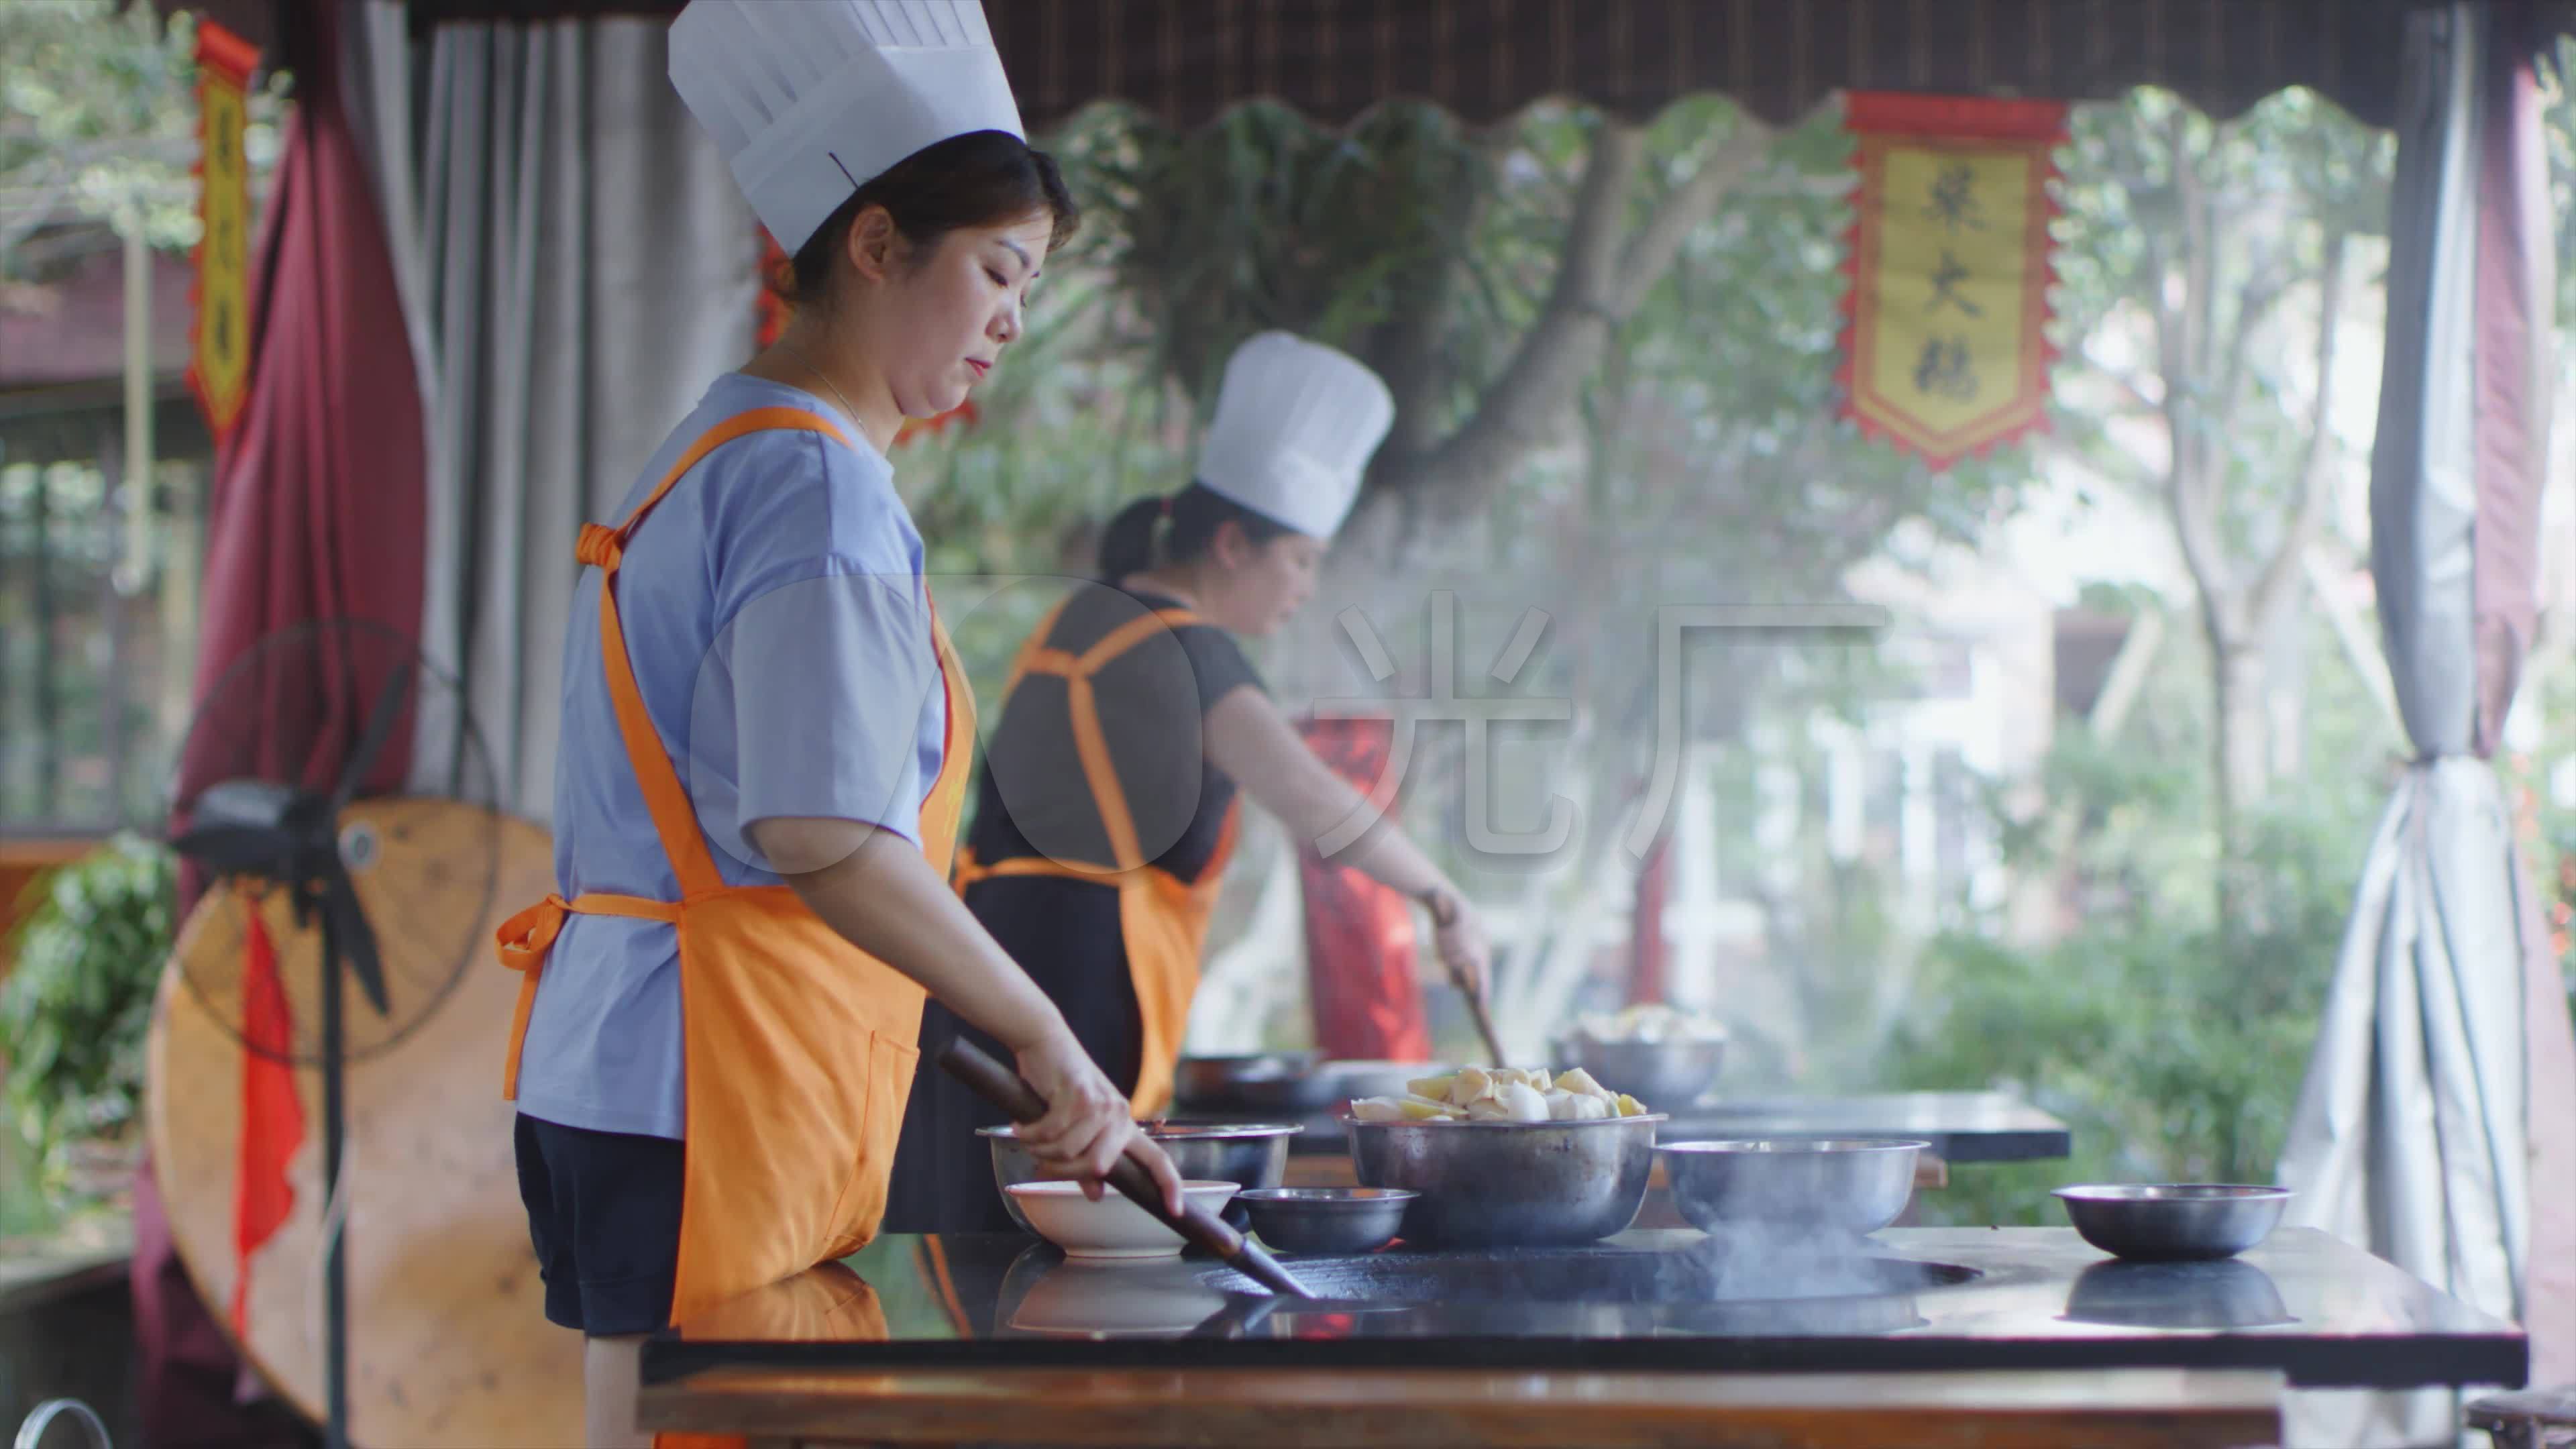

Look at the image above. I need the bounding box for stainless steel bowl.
[1172,1052,1321,1102]
[2053,1184,2292,1262]
[1657,1139,1929,1238]
[983,1120,1302,1235]
[1550,1036,1727,1109]
[1236,1187,1416,1255]
[1344,1114,1666,1248]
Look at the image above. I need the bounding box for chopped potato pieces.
[1351,1065,1650,1123]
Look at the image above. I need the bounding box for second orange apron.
[951,598,1240,1120]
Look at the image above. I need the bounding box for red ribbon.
[230,900,305,1337]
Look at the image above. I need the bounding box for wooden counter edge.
[642,1364,2285,1448]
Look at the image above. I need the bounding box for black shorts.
[513,1114,684,1336]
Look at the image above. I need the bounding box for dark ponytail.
[1095,482,1295,582]
[1095,496,1167,582]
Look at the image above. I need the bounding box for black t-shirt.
[964,584,1265,884]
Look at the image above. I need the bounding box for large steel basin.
[1346,1114,1664,1247]
[1658,1138,1929,1237]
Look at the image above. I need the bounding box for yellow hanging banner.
[1838,93,2067,472]
[189,21,259,443]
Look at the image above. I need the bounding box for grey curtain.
[345,0,762,820]
[2277,3,2576,1444]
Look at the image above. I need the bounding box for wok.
[1173,1056,1434,1114]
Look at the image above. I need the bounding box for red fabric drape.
[1295,717,1431,1061]
[138,0,426,1440]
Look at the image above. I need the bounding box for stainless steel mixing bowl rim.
[1338,1112,1672,1128]
[1657,1138,1931,1155]
[1181,1051,1322,1065]
[2051,1183,2294,1201]
[1237,1187,1419,1205]
[980,1122,1307,1140]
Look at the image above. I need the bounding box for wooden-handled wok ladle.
[936,1039,1318,1299]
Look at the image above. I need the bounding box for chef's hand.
[1014,1028,1187,1216]
[1427,888,1491,998]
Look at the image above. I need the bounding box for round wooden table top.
[146,796,583,1448]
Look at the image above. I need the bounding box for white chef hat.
[1194,333,1395,541]
[668,0,1026,255]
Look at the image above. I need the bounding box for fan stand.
[308,875,352,1449]
[263,871,356,1449]
[166,619,496,1449]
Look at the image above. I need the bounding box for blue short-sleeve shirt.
[513,374,947,1139]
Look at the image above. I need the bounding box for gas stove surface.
[645,1227,2524,1393]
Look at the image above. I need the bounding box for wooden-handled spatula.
[936,1039,1318,1299]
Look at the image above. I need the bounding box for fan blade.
[333,665,415,812]
[186,777,297,831]
[323,868,392,1018]
[169,821,301,878]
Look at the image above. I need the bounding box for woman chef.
[490,3,1183,1444]
[888,331,1497,1234]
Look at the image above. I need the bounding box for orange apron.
[492,407,975,1449]
[951,598,1239,1120]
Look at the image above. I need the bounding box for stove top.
[645,1227,2525,1393]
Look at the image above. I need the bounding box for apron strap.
[580,405,859,900]
[951,844,1120,894]
[1003,603,1207,875]
[998,597,1073,700]
[494,890,688,1098]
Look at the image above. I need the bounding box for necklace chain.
[777,336,864,432]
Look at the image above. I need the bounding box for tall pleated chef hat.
[668,0,1026,255]
[1194,333,1396,541]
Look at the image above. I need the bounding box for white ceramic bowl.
[1004,1179,1242,1260]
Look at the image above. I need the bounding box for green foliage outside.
[1,835,176,1197]
[1880,608,2404,1224]
[1,0,287,268]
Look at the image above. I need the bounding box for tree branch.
[1611,115,1776,316]
[1387,122,1642,514]
[2246,231,2352,626]
[2159,114,2237,633]
[1386,103,1795,522]
[2071,345,2166,416]
[2217,264,2294,416]
[1371,134,1507,464]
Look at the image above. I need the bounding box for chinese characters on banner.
[188,21,260,442]
[753,227,977,446]
[1837,92,2068,471]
